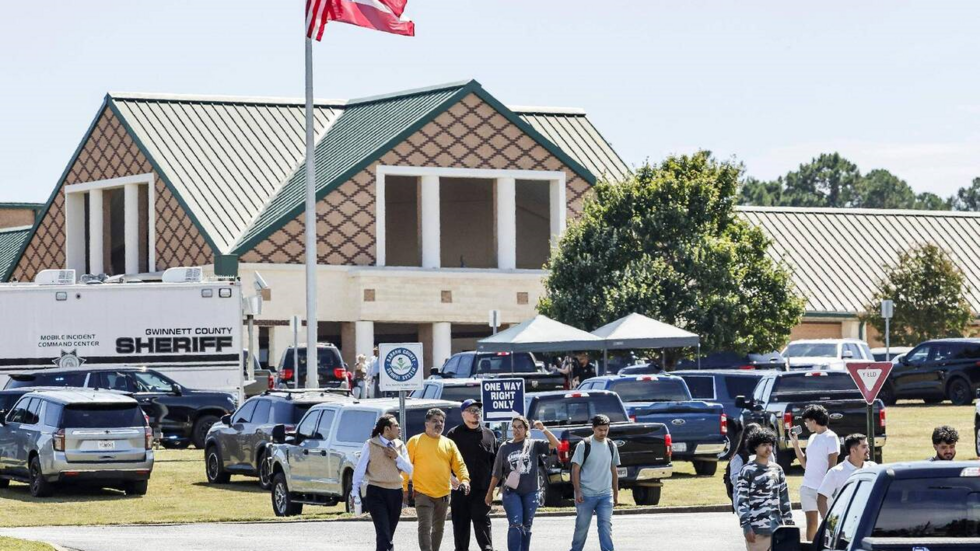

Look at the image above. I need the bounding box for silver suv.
[268,398,462,516]
[0,389,154,497]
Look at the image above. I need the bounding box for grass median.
[0,402,973,527]
[0,537,55,551]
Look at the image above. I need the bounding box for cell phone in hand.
[791,425,803,436]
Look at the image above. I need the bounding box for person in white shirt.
[790,404,839,541]
[817,433,876,518]
[352,414,413,551]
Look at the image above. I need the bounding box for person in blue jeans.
[569,414,620,551]
[485,416,559,551]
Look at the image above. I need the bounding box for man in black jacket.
[447,399,498,551]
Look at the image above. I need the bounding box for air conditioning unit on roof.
[34,269,76,285]
[162,267,203,283]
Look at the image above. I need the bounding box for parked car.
[204,389,352,489]
[522,389,672,506]
[736,370,886,472]
[274,344,350,390]
[870,346,912,363]
[5,368,237,449]
[771,461,980,551]
[410,378,483,402]
[0,389,154,497]
[672,369,766,458]
[431,351,565,392]
[243,349,276,398]
[616,362,663,375]
[781,339,874,370]
[268,397,463,516]
[675,351,787,371]
[880,338,980,406]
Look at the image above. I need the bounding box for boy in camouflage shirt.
[735,428,794,551]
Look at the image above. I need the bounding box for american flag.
[306,0,415,40]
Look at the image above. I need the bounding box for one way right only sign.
[845,362,894,404]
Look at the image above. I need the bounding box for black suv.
[275,345,350,389]
[676,351,787,371]
[204,389,351,489]
[882,338,980,406]
[5,368,237,449]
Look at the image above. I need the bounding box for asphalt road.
[1,510,806,551]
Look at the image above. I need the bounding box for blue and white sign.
[481,378,525,422]
[379,342,424,392]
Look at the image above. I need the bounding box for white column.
[842,320,862,339]
[549,178,566,247]
[421,175,441,268]
[375,172,386,267]
[124,183,140,275]
[64,192,86,274]
[355,321,375,361]
[88,189,104,275]
[496,177,516,270]
[432,322,452,370]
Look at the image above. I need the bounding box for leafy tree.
[952,177,980,211]
[914,192,951,211]
[740,177,782,206]
[861,243,973,346]
[782,153,861,207]
[540,152,806,359]
[854,169,916,209]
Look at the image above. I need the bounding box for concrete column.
[421,175,440,268]
[433,322,452,373]
[340,322,357,367]
[64,192,86,274]
[88,189,104,275]
[124,183,140,275]
[549,179,566,246]
[355,321,375,361]
[495,177,516,270]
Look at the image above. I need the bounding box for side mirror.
[734,396,748,409]
[842,350,854,359]
[272,424,286,444]
[771,525,802,551]
[430,367,440,376]
[900,356,910,366]
[171,384,183,396]
[221,414,232,426]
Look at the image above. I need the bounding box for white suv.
[781,338,874,370]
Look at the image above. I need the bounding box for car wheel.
[192,415,220,449]
[878,383,897,406]
[874,447,883,464]
[976,425,980,457]
[125,480,148,496]
[258,449,273,491]
[205,446,231,484]
[693,460,718,476]
[536,464,560,507]
[947,378,973,406]
[632,486,661,506]
[272,472,303,516]
[29,456,53,498]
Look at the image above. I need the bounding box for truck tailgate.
[562,423,670,466]
[628,403,722,453]
[786,397,884,442]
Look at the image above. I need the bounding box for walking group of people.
[351,400,621,551]
[728,402,962,551]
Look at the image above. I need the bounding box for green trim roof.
[0,225,32,282]
[0,203,44,210]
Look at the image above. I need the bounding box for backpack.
[723,461,735,505]
[580,436,616,468]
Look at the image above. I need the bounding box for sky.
[2,1,979,203]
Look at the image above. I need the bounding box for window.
[6,371,87,389]
[43,402,63,427]
[843,344,861,359]
[63,404,144,428]
[905,346,930,365]
[822,480,860,549]
[234,400,258,424]
[26,398,42,425]
[873,477,980,537]
[6,398,29,423]
[783,343,838,358]
[771,373,862,396]
[296,411,321,438]
[725,376,761,400]
[131,371,175,393]
[956,344,980,360]
[837,481,872,546]
[272,402,316,425]
[335,410,377,443]
[680,376,716,400]
[474,353,537,374]
[932,344,957,362]
[252,400,272,425]
[859,343,874,360]
[455,354,474,378]
[100,372,134,392]
[534,395,628,426]
[441,356,460,376]
[422,385,438,399]
[315,409,336,439]
[609,379,691,402]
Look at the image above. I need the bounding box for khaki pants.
[745,535,771,551]
[416,492,449,551]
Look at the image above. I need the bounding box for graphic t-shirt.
[492,438,551,495]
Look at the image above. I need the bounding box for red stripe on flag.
[326,0,415,37]
[379,0,407,18]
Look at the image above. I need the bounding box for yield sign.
[846,362,894,404]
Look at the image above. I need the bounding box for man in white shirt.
[816,433,876,518]
[790,404,839,542]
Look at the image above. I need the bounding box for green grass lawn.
[0,402,973,527]
[0,537,54,551]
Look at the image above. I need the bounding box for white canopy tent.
[590,313,701,374]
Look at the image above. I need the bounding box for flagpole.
[304,35,319,390]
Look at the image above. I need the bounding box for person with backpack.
[725,423,761,510]
[569,414,620,551]
[484,416,559,551]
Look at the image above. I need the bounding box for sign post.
[290,315,300,389]
[881,299,894,362]
[489,309,501,335]
[846,361,894,453]
[379,343,425,431]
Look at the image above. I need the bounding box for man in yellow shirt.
[407,408,471,551]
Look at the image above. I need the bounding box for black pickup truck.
[431,351,565,392]
[517,389,672,507]
[772,461,980,551]
[736,370,886,472]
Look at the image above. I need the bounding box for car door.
[891,344,930,397]
[242,399,272,471]
[307,408,339,494]
[128,371,192,437]
[227,400,257,468]
[0,397,29,474]
[12,397,40,475]
[290,409,322,492]
[327,409,378,496]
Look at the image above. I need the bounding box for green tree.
[914,192,952,211]
[782,153,861,207]
[952,177,980,211]
[854,169,916,209]
[739,176,782,206]
[861,243,973,346]
[540,152,806,358]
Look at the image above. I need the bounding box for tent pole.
[602,348,608,376]
[697,343,701,370]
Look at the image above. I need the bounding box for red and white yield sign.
[846,362,894,404]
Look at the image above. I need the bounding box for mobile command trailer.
[0,269,244,395]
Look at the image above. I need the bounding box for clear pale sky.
[2,1,978,203]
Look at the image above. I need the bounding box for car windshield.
[873,477,980,537]
[783,343,838,358]
[5,371,87,389]
[439,386,482,402]
[401,407,464,440]
[771,374,859,395]
[131,371,175,392]
[281,348,343,370]
[533,394,628,426]
[608,378,691,402]
[62,403,144,428]
[474,353,538,374]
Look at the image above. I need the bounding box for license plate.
[616,467,627,477]
[673,442,687,453]
[97,440,115,450]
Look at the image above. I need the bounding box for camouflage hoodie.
[735,460,794,536]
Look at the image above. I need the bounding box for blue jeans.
[570,493,614,551]
[501,488,538,551]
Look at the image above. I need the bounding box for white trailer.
[0,269,243,394]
